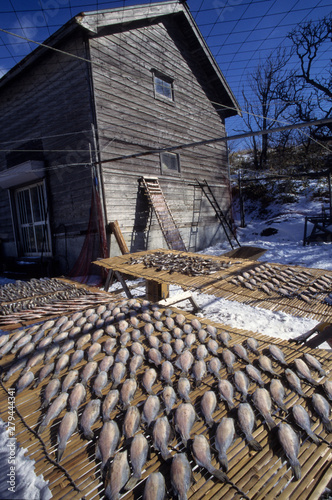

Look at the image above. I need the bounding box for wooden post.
[109,221,129,254]
[145,280,169,302]
[238,171,245,228]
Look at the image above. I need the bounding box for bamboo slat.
[0,296,331,500]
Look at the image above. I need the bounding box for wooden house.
[0,0,240,277]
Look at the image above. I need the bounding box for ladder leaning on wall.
[195,179,241,249]
[140,177,187,251]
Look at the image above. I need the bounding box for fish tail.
[218,453,229,472]
[57,445,65,462]
[38,423,46,435]
[308,431,320,445]
[247,437,262,452]
[291,460,301,481]
[227,366,234,375]
[210,467,229,483]
[266,416,277,430]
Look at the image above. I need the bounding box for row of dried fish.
[0,292,113,326]
[0,277,86,304]
[0,287,90,316]
[3,298,332,498]
[230,264,331,304]
[125,251,233,276]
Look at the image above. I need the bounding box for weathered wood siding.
[90,19,232,253]
[0,34,96,272]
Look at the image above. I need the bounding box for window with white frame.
[160,152,180,175]
[153,71,174,101]
[14,181,51,256]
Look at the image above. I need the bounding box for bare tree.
[241,49,291,169]
[278,15,332,142]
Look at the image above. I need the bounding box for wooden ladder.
[141,177,187,251]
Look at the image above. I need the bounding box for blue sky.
[0,0,331,145]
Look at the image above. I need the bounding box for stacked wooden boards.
[0,296,331,500]
[94,249,332,322]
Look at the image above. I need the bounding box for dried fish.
[69,349,84,369]
[115,347,129,364]
[208,357,222,380]
[80,399,101,440]
[39,392,69,434]
[41,378,61,409]
[152,416,172,461]
[171,453,193,500]
[218,379,235,409]
[174,339,185,355]
[278,423,301,480]
[252,388,276,430]
[293,358,319,386]
[143,395,160,427]
[62,370,79,392]
[3,358,27,381]
[234,370,250,401]
[245,364,265,387]
[177,376,191,403]
[269,378,287,412]
[110,362,126,388]
[16,371,34,394]
[268,345,288,367]
[53,354,70,378]
[57,410,78,462]
[221,349,236,374]
[142,471,166,500]
[96,420,120,471]
[323,379,332,401]
[104,338,117,355]
[200,390,217,428]
[258,355,280,377]
[34,362,55,387]
[102,389,120,421]
[142,368,157,395]
[285,369,305,397]
[93,370,109,397]
[233,343,250,363]
[68,382,86,411]
[81,361,98,387]
[192,360,207,387]
[311,394,332,433]
[192,434,228,482]
[148,348,162,367]
[215,417,235,471]
[160,343,173,361]
[161,385,177,415]
[207,338,219,356]
[123,406,141,440]
[120,378,137,409]
[174,403,196,447]
[175,350,194,375]
[292,405,320,444]
[104,450,130,500]
[303,353,326,377]
[237,403,262,451]
[125,433,149,490]
[99,355,114,374]
[218,330,231,347]
[246,337,260,355]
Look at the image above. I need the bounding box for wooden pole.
[238,170,245,228]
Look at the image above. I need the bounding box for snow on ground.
[0,420,52,500]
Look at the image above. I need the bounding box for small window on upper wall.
[153,71,174,101]
[160,152,180,175]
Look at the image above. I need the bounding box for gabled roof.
[0,1,240,118]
